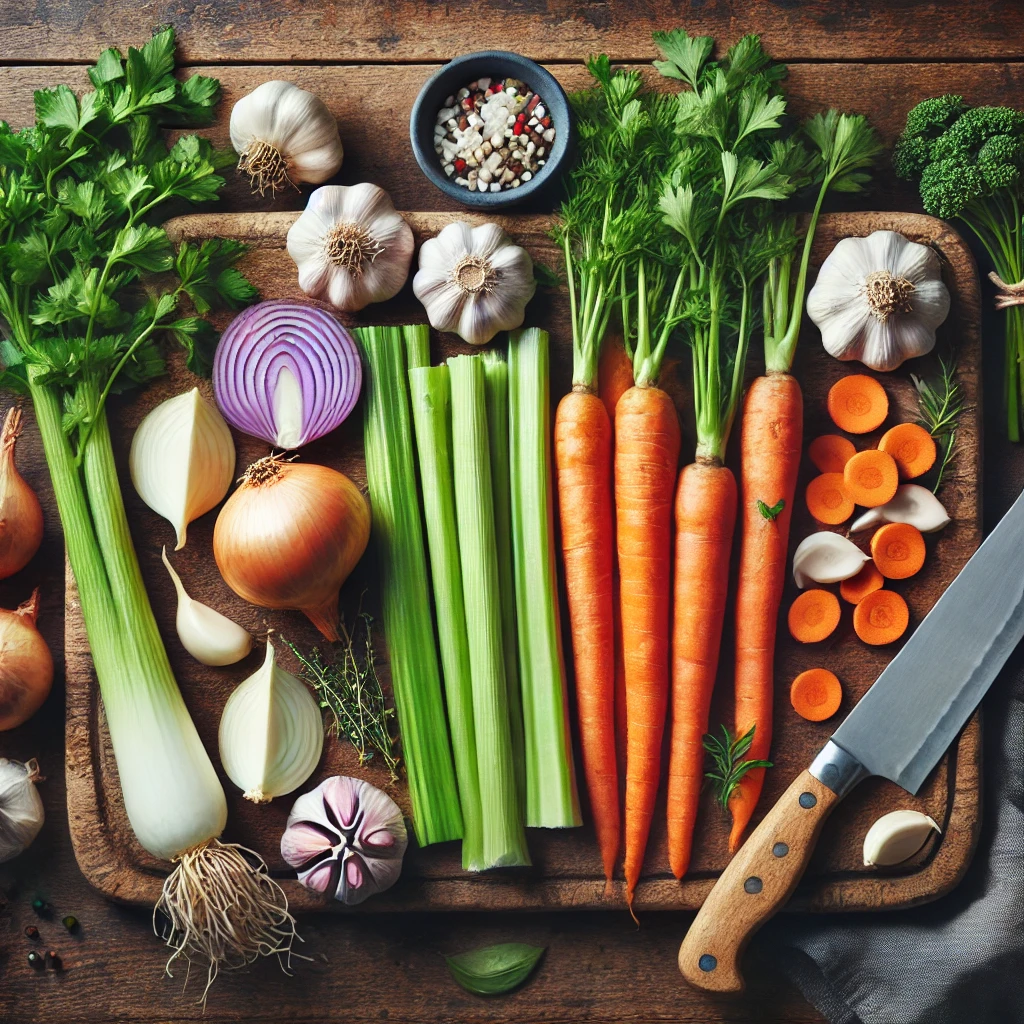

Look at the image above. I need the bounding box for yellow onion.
[0,408,43,580]
[0,590,54,731]
[213,455,370,640]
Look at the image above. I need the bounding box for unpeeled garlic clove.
[863,809,941,866]
[851,484,950,534]
[218,638,323,803]
[130,388,235,550]
[161,548,252,667]
[793,531,870,588]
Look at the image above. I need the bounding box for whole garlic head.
[230,80,344,195]
[413,221,537,346]
[281,776,408,905]
[287,184,414,312]
[807,230,951,372]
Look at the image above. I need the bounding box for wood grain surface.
[0,6,1019,1021]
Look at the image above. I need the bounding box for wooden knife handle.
[678,769,841,993]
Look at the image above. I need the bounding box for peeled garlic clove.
[218,639,323,803]
[161,548,252,667]
[851,484,950,534]
[793,531,870,588]
[863,809,941,866]
[130,388,235,551]
[281,775,408,905]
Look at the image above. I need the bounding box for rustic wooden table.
[1,2,1023,1021]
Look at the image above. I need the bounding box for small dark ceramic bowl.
[410,50,573,209]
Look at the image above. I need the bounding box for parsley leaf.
[757,498,785,521]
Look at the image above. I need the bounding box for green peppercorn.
[31,898,49,915]
[62,915,78,932]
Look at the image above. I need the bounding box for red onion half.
[213,300,362,449]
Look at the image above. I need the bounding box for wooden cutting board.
[65,210,982,914]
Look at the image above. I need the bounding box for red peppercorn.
[512,123,524,136]
[540,116,552,128]
[454,158,467,173]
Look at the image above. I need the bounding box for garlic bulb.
[287,183,414,312]
[807,230,951,372]
[281,775,407,905]
[851,484,950,534]
[218,639,323,803]
[161,548,252,667]
[230,80,344,195]
[863,809,940,866]
[413,221,536,346]
[0,757,44,863]
[793,531,870,588]
[129,388,235,551]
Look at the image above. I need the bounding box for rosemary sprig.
[912,355,964,493]
[704,725,773,810]
[285,611,400,783]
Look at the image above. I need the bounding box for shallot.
[0,408,43,580]
[0,590,53,731]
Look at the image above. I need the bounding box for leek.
[448,354,530,867]
[356,325,463,846]
[507,329,582,828]
[480,349,526,808]
[408,357,485,871]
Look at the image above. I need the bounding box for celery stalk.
[356,325,463,847]
[448,354,530,867]
[408,360,485,870]
[480,350,526,809]
[507,328,582,828]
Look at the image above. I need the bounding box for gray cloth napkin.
[758,629,1024,1024]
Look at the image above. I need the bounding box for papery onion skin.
[0,408,44,580]
[0,590,54,732]
[213,300,362,449]
[213,455,370,640]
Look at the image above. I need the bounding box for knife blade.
[679,484,1024,994]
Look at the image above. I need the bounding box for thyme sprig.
[286,610,400,783]
[912,355,964,492]
[704,724,772,809]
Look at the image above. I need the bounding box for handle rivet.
[772,842,789,858]
[698,954,717,972]
[799,791,817,809]
[743,876,763,894]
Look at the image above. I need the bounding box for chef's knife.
[679,484,1024,993]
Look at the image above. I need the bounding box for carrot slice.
[870,521,926,579]
[879,423,938,480]
[808,434,857,474]
[843,449,899,508]
[853,589,909,645]
[827,375,889,434]
[840,562,885,604]
[805,472,854,524]
[790,668,843,722]
[787,589,841,643]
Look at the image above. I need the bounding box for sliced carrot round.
[808,434,857,474]
[853,589,909,645]
[878,422,938,480]
[805,472,855,524]
[840,562,885,604]
[827,374,889,434]
[788,589,841,643]
[790,668,843,722]
[843,449,899,508]
[870,521,926,579]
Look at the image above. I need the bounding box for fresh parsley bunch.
[0,25,255,454]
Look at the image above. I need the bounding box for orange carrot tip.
[870,521,926,580]
[808,434,857,474]
[840,562,885,604]
[843,449,899,508]
[790,668,843,722]
[827,374,889,434]
[879,422,938,480]
[788,589,841,643]
[853,589,909,645]
[805,472,854,525]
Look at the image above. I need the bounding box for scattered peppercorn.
[62,915,78,932]
[45,950,61,970]
[27,951,43,968]
[24,925,39,939]
[433,76,554,193]
[31,898,49,916]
